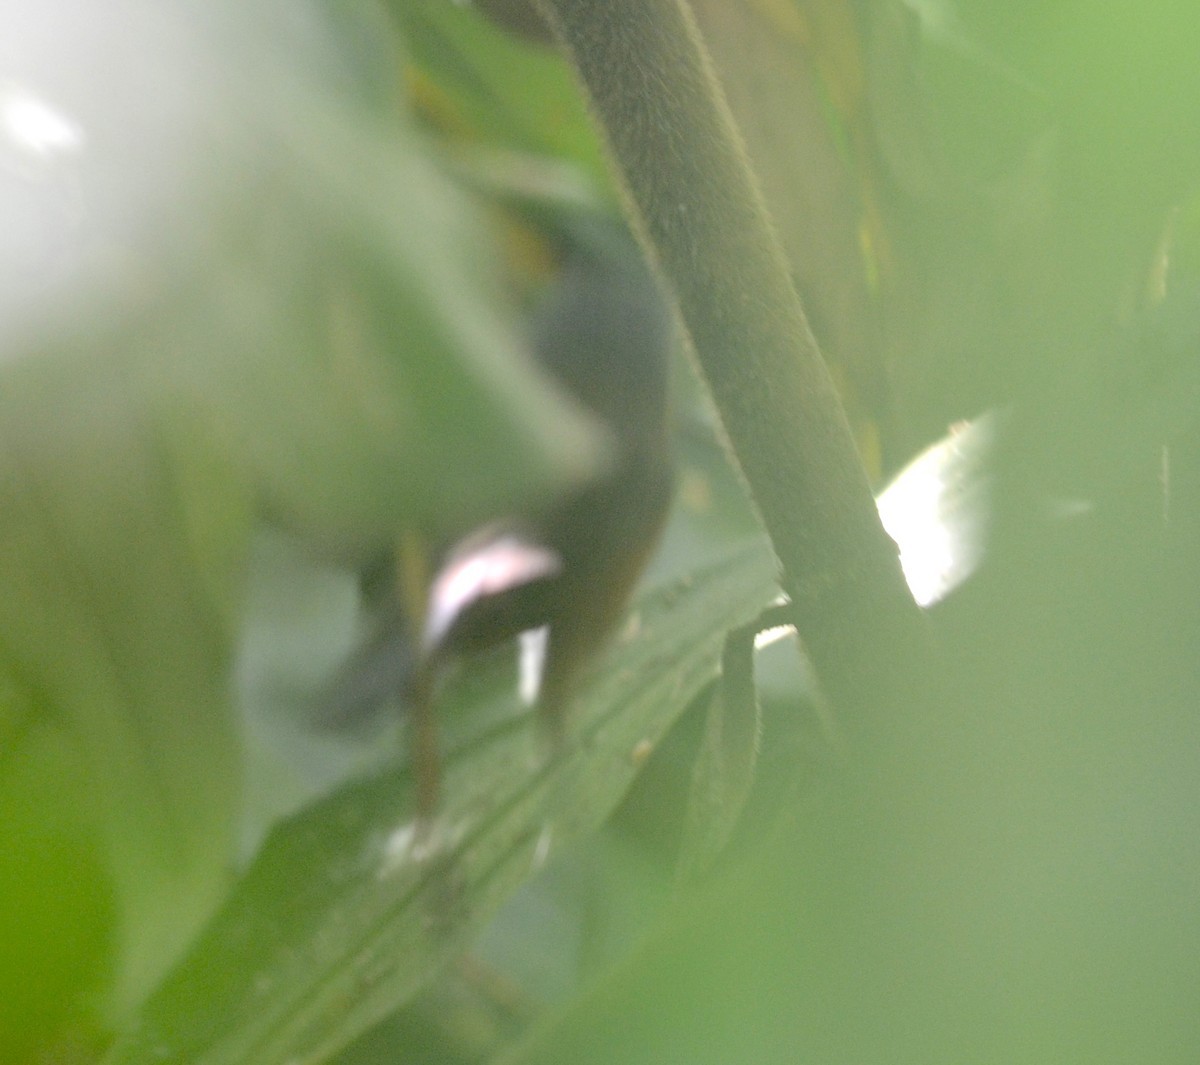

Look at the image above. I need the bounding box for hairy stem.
[535,0,930,729]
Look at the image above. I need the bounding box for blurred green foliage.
[0,0,597,1058]
[2,1,1200,1063]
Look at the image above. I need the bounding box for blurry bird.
[323,223,676,816]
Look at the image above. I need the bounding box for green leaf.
[0,1,601,550]
[675,613,767,884]
[393,0,609,191]
[0,377,251,1026]
[0,0,605,1045]
[100,540,779,1065]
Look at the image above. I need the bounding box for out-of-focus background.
[2,2,1199,1063]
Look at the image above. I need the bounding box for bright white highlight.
[876,415,994,608]
[0,84,84,158]
[518,625,549,705]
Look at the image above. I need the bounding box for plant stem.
[534,0,931,731]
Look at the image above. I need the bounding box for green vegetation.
[2,1,1199,1062]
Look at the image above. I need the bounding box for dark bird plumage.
[323,227,675,815]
